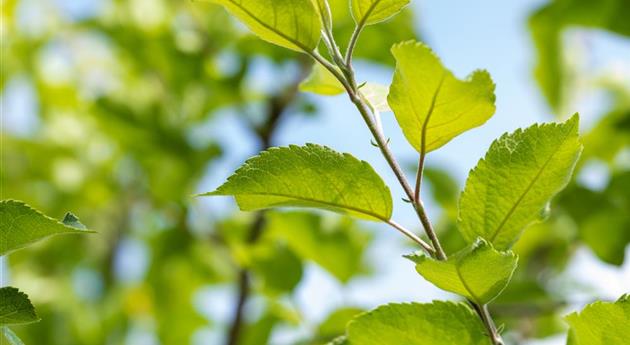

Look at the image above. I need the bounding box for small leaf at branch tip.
[388,40,496,154]
[207,0,321,52]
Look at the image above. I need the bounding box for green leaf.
[0,200,93,256]
[347,302,488,345]
[2,327,26,345]
[388,41,496,154]
[208,0,321,52]
[407,239,518,305]
[300,63,345,95]
[326,335,349,345]
[351,0,410,26]
[360,82,391,112]
[458,115,582,249]
[249,242,303,295]
[266,212,371,282]
[201,144,393,221]
[0,287,39,326]
[565,294,630,345]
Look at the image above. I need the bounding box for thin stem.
[471,303,503,345]
[345,24,364,67]
[386,220,435,255]
[414,152,426,205]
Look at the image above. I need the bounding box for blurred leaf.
[0,200,92,256]
[208,0,321,52]
[388,41,496,154]
[529,0,630,110]
[300,64,345,95]
[351,0,410,26]
[266,212,371,282]
[202,144,393,221]
[347,302,488,345]
[565,294,630,345]
[250,242,303,294]
[458,116,582,249]
[317,307,365,341]
[0,287,39,326]
[407,239,518,305]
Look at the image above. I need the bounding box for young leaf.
[458,115,582,250]
[0,287,39,326]
[300,63,345,95]
[388,41,496,154]
[2,327,26,345]
[0,200,93,256]
[565,294,630,345]
[207,0,321,52]
[351,0,410,26]
[360,82,391,112]
[200,144,393,221]
[406,239,518,305]
[347,302,488,345]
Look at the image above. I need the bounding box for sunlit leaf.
[407,239,518,305]
[0,200,93,256]
[565,294,630,345]
[0,287,39,326]
[347,302,488,345]
[207,0,321,52]
[201,144,393,221]
[351,0,410,26]
[458,115,582,249]
[388,41,496,154]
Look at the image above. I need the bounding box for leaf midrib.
[227,0,313,52]
[488,125,575,243]
[225,190,389,221]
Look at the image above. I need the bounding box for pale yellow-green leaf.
[300,63,345,95]
[407,239,518,305]
[208,0,321,52]
[200,144,393,221]
[388,41,496,154]
[351,0,410,26]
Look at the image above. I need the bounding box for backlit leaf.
[208,0,321,52]
[300,63,345,95]
[388,41,496,154]
[351,0,410,26]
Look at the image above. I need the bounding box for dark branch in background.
[225,58,309,345]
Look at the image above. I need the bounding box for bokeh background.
[1,0,629,344]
